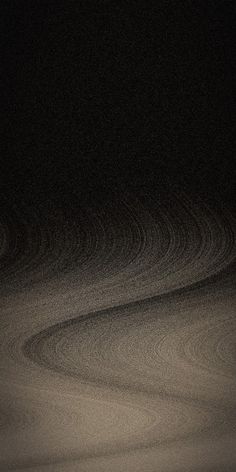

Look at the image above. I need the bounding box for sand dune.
[0,191,235,471]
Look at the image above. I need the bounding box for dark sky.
[2,0,236,210]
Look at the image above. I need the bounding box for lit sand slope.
[0,192,235,471]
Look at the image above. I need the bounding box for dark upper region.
[1,0,235,211]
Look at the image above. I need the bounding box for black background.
[1,0,235,211]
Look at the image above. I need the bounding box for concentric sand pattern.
[0,191,236,471]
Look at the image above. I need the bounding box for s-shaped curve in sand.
[0,191,235,471]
